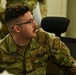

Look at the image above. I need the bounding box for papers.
[33,2,42,27]
[0,70,14,75]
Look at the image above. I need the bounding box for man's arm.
[48,36,76,75]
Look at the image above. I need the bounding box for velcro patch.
[53,37,60,49]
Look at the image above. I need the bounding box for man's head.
[5,4,30,27]
[5,4,37,39]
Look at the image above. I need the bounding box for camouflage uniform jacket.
[0,28,76,75]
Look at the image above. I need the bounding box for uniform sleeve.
[0,48,3,72]
[0,46,6,73]
[48,36,76,75]
[0,4,4,21]
[35,29,76,75]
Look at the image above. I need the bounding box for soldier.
[1,3,76,75]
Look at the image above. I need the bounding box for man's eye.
[26,21,31,24]
[26,19,33,24]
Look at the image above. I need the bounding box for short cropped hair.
[5,4,30,26]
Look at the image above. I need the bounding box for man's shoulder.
[36,28,56,39]
[0,33,16,53]
[35,28,56,44]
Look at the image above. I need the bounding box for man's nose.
[33,20,37,28]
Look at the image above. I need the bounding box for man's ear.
[13,25,20,32]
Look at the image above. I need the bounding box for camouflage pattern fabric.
[38,0,47,18]
[0,0,8,39]
[0,28,76,75]
[0,1,5,39]
[0,3,9,39]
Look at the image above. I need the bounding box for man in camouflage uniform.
[0,4,76,75]
[0,0,47,39]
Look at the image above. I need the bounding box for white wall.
[47,0,67,17]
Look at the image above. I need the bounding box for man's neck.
[15,39,30,46]
[12,35,30,46]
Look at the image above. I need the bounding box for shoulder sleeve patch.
[53,37,60,49]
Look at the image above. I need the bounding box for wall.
[66,0,76,38]
[47,0,67,17]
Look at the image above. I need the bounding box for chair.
[41,16,70,37]
[41,17,76,75]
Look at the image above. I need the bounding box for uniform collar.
[8,34,17,53]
